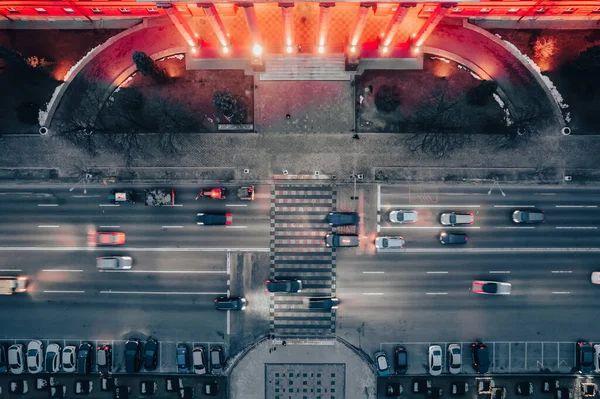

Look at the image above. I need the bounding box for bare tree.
[486,105,552,150]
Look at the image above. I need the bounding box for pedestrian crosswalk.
[269,184,337,337]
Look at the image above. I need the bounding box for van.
[96,256,132,270]
[324,234,359,248]
[440,212,474,226]
[0,276,28,295]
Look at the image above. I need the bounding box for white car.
[62,345,77,373]
[389,210,418,224]
[96,256,133,269]
[45,344,61,373]
[27,340,43,374]
[8,344,25,374]
[448,344,462,374]
[440,212,474,226]
[594,344,600,373]
[592,272,600,284]
[375,237,405,249]
[192,347,207,375]
[428,345,443,376]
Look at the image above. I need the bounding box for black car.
[144,338,159,370]
[176,344,190,374]
[512,210,545,224]
[214,296,247,311]
[471,342,489,373]
[577,341,594,373]
[196,213,232,226]
[125,339,142,373]
[439,232,468,245]
[0,345,6,373]
[394,346,408,374]
[325,234,359,248]
[308,297,339,310]
[210,347,224,371]
[327,212,360,227]
[77,343,93,375]
[266,279,302,293]
[96,344,112,372]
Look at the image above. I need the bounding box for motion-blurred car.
[472,281,512,295]
[176,344,190,374]
[266,279,302,293]
[389,210,418,224]
[327,212,360,227]
[192,347,207,375]
[8,344,24,374]
[428,345,442,376]
[374,351,390,376]
[471,342,489,373]
[440,212,474,226]
[448,344,462,374]
[62,345,77,373]
[93,232,126,246]
[375,236,405,249]
[325,234,359,248]
[196,213,232,226]
[214,296,247,311]
[577,341,594,373]
[125,339,142,373]
[96,256,132,269]
[96,344,112,372]
[77,342,92,375]
[27,340,43,374]
[144,338,158,370]
[512,210,545,224]
[440,232,468,245]
[395,347,408,375]
[308,297,339,310]
[45,344,61,373]
[591,272,600,284]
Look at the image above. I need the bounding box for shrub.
[374,85,401,113]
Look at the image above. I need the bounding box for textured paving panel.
[265,363,346,399]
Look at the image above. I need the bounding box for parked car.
[203,381,219,396]
[428,345,443,376]
[77,343,93,375]
[62,345,77,373]
[192,347,207,375]
[96,256,132,269]
[375,236,405,249]
[440,212,474,226]
[471,342,489,373]
[308,297,339,310]
[27,340,43,374]
[394,347,408,375]
[448,344,462,374]
[144,338,159,370]
[45,344,61,373]
[93,231,126,245]
[8,344,25,374]
[374,351,390,376]
[389,210,418,224]
[440,232,468,245]
[472,281,512,295]
[214,296,247,311]
[327,212,360,226]
[325,234,359,248]
[125,339,142,373]
[266,279,302,293]
[210,346,224,372]
[577,341,594,373]
[0,345,7,373]
[512,209,545,224]
[196,213,232,226]
[96,344,112,372]
[176,344,190,373]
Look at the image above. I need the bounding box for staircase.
[260,54,351,81]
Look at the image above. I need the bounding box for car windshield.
[482,284,498,293]
[449,215,456,224]
[382,239,389,248]
[97,352,106,364]
[583,350,594,364]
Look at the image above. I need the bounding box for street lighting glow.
[222,46,229,54]
[382,46,389,54]
[350,46,356,53]
[318,46,325,54]
[286,46,293,54]
[187,39,195,47]
[252,44,263,56]
[191,47,198,54]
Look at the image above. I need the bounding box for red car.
[92,232,126,246]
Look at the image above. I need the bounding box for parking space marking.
[227,310,231,335]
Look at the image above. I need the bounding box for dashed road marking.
[363,271,385,274]
[493,205,535,208]
[555,226,597,230]
[43,290,85,294]
[226,226,248,229]
[99,270,227,274]
[99,290,227,295]
[555,205,597,208]
[382,204,480,208]
[489,271,510,274]
[162,226,183,229]
[382,226,481,230]
[37,204,58,207]
[225,204,247,207]
[363,292,384,296]
[99,204,120,207]
[38,225,59,228]
[42,269,83,273]
[426,292,448,295]
[551,291,571,295]
[426,271,448,274]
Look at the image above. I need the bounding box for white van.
[0,276,28,295]
[440,212,474,226]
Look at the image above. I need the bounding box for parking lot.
[379,341,578,374]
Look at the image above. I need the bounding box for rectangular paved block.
[526,342,543,372]
[265,363,345,399]
[558,342,576,373]
[493,342,510,373]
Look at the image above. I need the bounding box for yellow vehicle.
[0,276,28,295]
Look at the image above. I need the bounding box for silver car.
[389,210,418,224]
[448,344,461,374]
[8,344,25,374]
[62,345,77,373]
[428,345,443,376]
[472,281,512,295]
[27,340,43,374]
[440,212,474,226]
[375,237,405,249]
[45,344,61,373]
[96,256,133,269]
[192,347,207,375]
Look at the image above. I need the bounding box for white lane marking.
[0,246,271,252]
[552,291,571,295]
[489,271,510,274]
[225,204,247,207]
[363,271,385,274]
[42,269,83,273]
[426,292,448,295]
[43,290,85,294]
[493,205,535,208]
[494,226,536,229]
[37,204,58,207]
[98,270,227,274]
[227,310,231,335]
[71,195,101,198]
[555,226,597,230]
[427,271,448,274]
[0,269,22,272]
[226,252,231,275]
[382,226,481,230]
[226,226,248,229]
[38,225,59,228]
[551,270,572,274]
[555,205,598,208]
[100,291,227,295]
[382,204,480,208]
[536,193,557,195]
[172,204,184,207]
[377,185,381,212]
[363,292,384,295]
[99,226,121,229]
[99,204,120,207]
[162,226,184,229]
[443,193,486,196]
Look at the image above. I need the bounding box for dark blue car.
[327,212,360,227]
